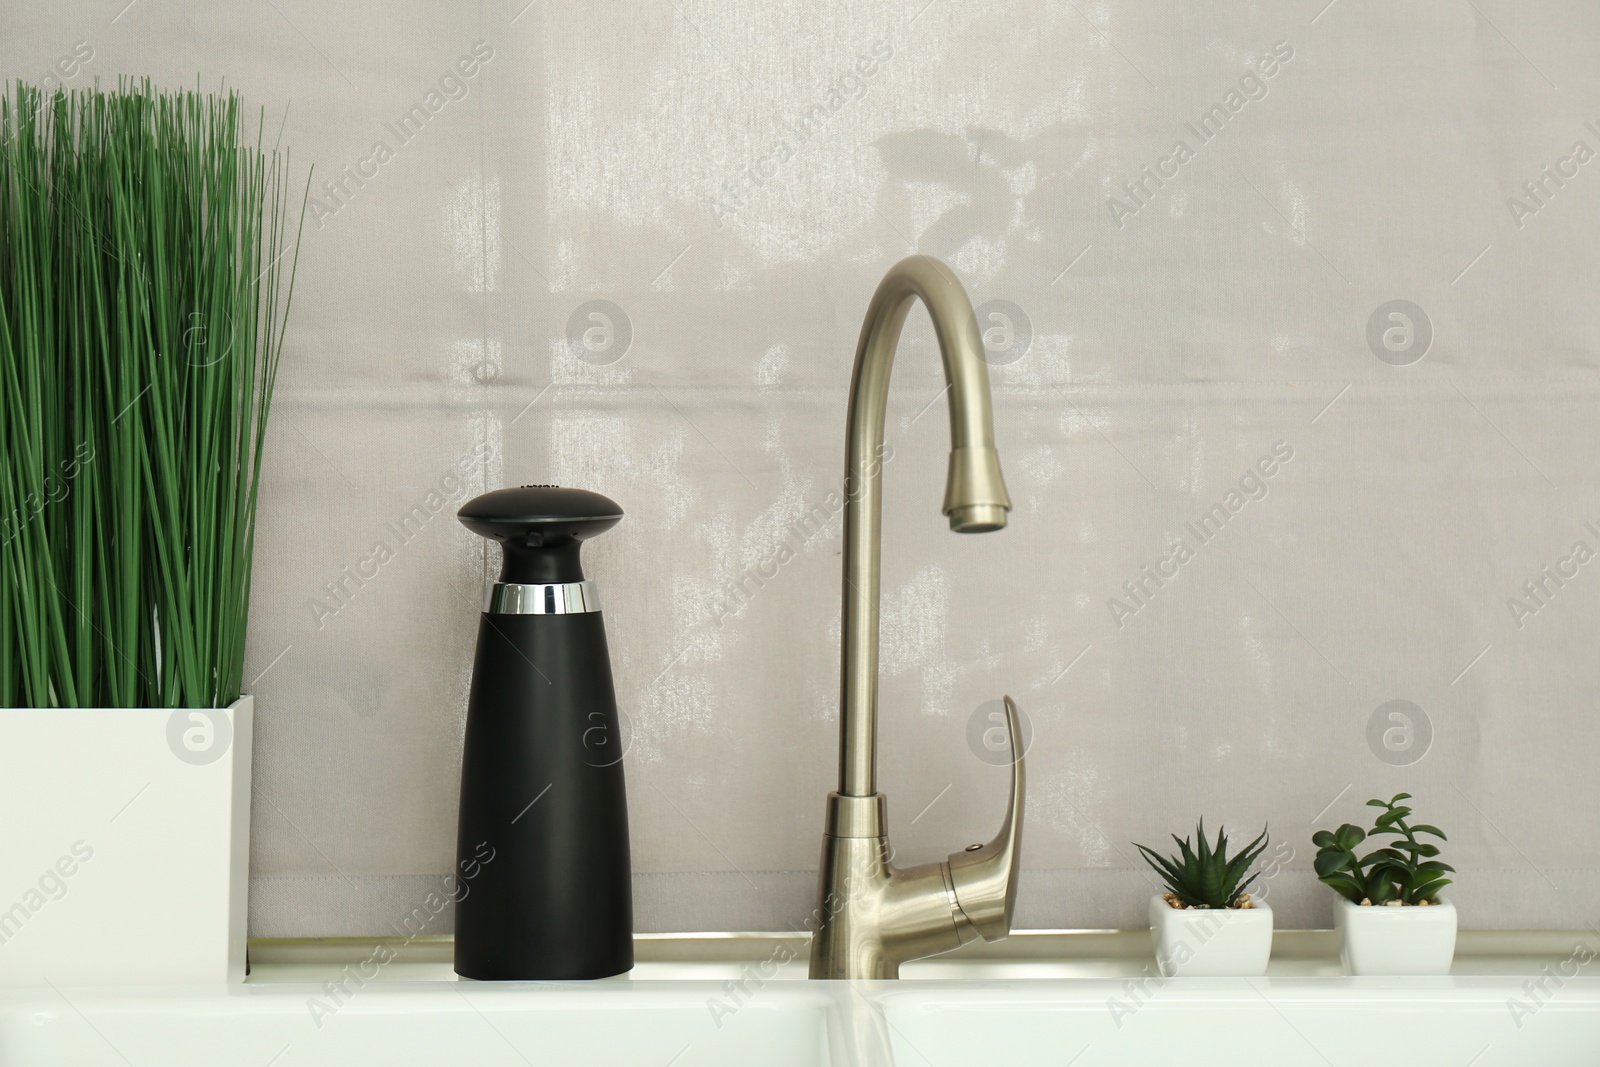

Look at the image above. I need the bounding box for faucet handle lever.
[945,695,1025,943]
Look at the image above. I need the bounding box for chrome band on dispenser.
[483,580,601,615]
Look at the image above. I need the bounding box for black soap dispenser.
[453,485,633,980]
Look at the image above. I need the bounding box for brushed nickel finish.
[810,255,1023,980]
[483,579,600,615]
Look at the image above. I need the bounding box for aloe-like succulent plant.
[1135,820,1269,909]
[1313,793,1453,905]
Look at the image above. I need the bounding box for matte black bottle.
[453,485,633,980]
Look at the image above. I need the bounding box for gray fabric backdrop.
[7,1,1598,937]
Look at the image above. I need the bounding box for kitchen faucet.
[809,255,1025,980]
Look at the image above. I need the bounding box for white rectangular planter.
[1334,896,1456,975]
[0,698,252,986]
[1148,895,1273,977]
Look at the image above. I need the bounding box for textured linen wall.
[6,1,1598,937]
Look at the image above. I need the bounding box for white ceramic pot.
[1334,895,1456,975]
[0,698,252,986]
[1148,895,1273,977]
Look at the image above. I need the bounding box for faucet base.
[808,698,1027,980]
[807,825,969,980]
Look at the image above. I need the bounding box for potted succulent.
[1313,793,1456,975]
[1136,821,1272,977]
[0,82,301,985]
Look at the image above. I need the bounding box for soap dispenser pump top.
[457,484,622,585]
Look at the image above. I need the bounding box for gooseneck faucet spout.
[810,255,1025,980]
[837,256,1013,799]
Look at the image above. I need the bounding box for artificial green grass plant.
[0,80,305,708]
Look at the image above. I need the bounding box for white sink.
[3,934,1597,1065]
[0,981,834,1067]
[880,979,1600,1066]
